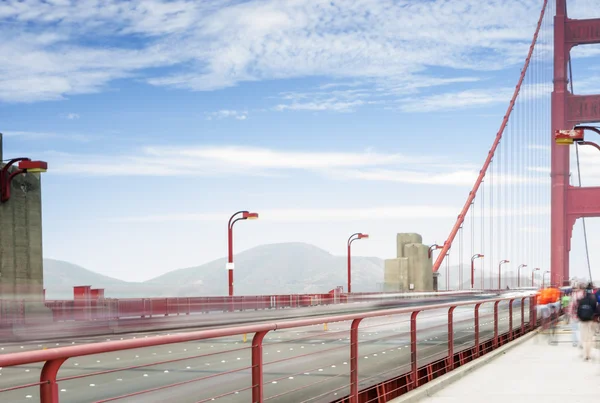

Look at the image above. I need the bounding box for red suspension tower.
[551,0,600,286]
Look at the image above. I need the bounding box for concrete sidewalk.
[419,326,599,402]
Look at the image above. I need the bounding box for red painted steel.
[350,318,362,403]
[410,311,419,390]
[552,1,600,286]
[474,303,481,358]
[433,0,549,273]
[0,296,536,403]
[447,306,455,370]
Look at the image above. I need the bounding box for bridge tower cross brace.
[552,0,600,286]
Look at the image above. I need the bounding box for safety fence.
[1,290,484,326]
[0,295,536,403]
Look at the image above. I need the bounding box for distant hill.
[42,243,384,298]
[145,242,384,296]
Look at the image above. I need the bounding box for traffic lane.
[0,303,519,393]
[0,305,517,400]
[103,314,511,403]
[0,306,438,390]
[0,304,480,385]
[0,293,519,350]
[0,307,518,402]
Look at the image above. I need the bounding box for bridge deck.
[418,324,596,402]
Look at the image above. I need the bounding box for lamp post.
[498,260,510,289]
[347,233,369,293]
[428,243,442,259]
[227,210,259,296]
[542,270,550,288]
[532,268,540,288]
[517,264,527,288]
[0,158,48,202]
[470,254,484,289]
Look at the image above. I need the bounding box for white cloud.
[2,130,94,142]
[398,88,514,113]
[63,113,80,120]
[396,81,552,113]
[206,110,248,120]
[111,204,551,223]
[274,100,367,113]
[0,0,570,103]
[37,143,550,187]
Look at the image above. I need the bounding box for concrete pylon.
[396,233,422,258]
[384,233,434,292]
[0,136,49,324]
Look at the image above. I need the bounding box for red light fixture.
[0,158,49,203]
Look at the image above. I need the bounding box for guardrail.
[0,295,536,403]
[1,290,486,326]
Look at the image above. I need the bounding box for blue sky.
[1,0,600,282]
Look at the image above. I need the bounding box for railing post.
[509,299,514,341]
[252,331,268,403]
[493,301,499,348]
[447,307,456,371]
[40,358,67,403]
[530,295,537,330]
[520,297,525,335]
[410,311,420,389]
[474,303,482,358]
[350,318,363,403]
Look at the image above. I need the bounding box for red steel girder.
[567,94,600,124]
[565,18,600,46]
[566,186,600,218]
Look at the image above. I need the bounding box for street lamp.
[0,158,48,202]
[227,210,259,296]
[517,264,527,288]
[498,260,510,289]
[347,233,369,293]
[542,270,550,288]
[470,254,484,289]
[532,268,540,288]
[556,126,600,152]
[428,243,442,259]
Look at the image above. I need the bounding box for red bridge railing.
[0,295,537,403]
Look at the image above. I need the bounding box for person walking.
[576,283,597,361]
[569,284,585,347]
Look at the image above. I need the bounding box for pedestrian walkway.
[419,324,599,402]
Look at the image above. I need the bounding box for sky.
[1,0,600,282]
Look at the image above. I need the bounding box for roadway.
[0,297,528,403]
[0,291,507,351]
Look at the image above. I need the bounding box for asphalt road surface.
[0,299,527,403]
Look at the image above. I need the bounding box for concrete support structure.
[384,233,434,292]
[0,135,47,320]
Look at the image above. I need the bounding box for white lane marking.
[89,384,95,387]
[143,374,149,377]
